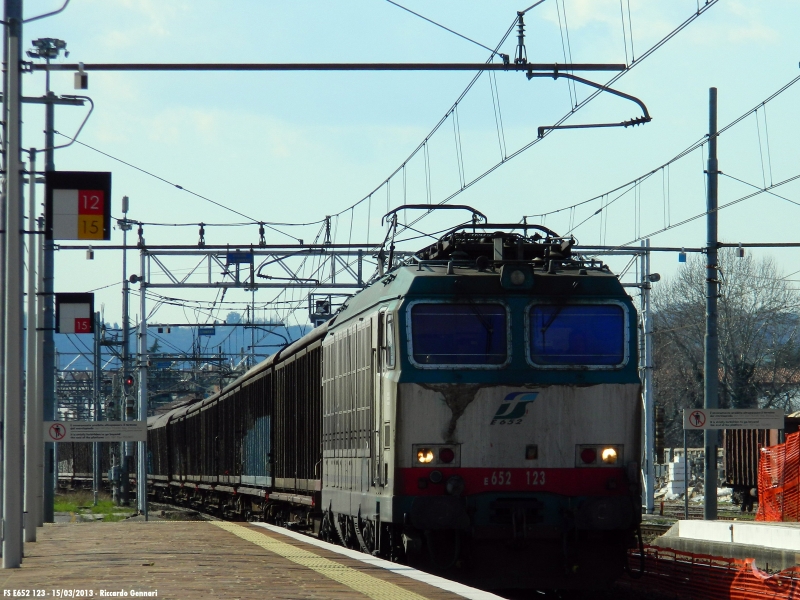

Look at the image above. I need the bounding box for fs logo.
[490,392,538,425]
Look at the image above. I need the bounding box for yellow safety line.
[211,521,432,600]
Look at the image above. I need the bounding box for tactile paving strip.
[212,521,431,600]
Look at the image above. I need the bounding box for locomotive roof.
[330,229,629,330]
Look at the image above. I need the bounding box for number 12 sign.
[45,171,112,241]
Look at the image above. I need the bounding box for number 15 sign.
[45,171,112,240]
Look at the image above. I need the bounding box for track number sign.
[55,293,95,334]
[46,172,112,240]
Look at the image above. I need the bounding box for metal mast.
[3,0,24,567]
[704,87,720,521]
[23,148,41,542]
[642,239,655,514]
[120,201,132,505]
[137,246,148,517]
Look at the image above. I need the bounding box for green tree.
[653,249,800,445]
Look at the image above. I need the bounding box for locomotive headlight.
[417,448,434,464]
[510,269,526,285]
[601,447,618,464]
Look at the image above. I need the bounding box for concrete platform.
[655,519,800,572]
[0,520,501,600]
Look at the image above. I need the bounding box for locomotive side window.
[529,304,625,366]
[385,313,396,369]
[410,303,507,365]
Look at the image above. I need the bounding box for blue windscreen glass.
[530,305,625,365]
[411,303,507,365]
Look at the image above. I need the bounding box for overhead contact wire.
[54,131,304,243]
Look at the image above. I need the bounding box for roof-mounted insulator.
[324,215,332,245]
[515,12,527,65]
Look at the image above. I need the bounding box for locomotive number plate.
[525,470,546,485]
[483,470,547,486]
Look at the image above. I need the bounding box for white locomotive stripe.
[253,522,505,600]
[213,521,429,600]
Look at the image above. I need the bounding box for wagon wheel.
[361,518,377,556]
[338,514,358,549]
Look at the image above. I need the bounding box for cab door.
[381,311,396,488]
[373,311,385,487]
[372,308,397,490]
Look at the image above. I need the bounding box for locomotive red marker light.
[417,448,434,464]
[601,447,618,464]
[580,448,597,464]
[439,447,455,463]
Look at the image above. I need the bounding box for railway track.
[658,504,754,521]
[640,522,671,538]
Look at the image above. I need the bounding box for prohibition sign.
[689,410,706,428]
[49,423,66,441]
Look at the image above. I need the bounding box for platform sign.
[226,251,254,265]
[44,421,146,442]
[55,293,94,334]
[45,171,112,240]
[683,408,784,430]
[198,326,216,336]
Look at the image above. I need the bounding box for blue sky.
[19,0,800,328]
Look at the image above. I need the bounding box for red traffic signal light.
[123,374,135,391]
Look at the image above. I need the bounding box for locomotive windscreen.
[530,304,625,366]
[410,303,507,365]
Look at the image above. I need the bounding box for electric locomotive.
[148,218,641,591]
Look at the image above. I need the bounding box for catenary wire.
[54,130,304,242]
[384,0,504,58]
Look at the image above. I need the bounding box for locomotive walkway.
[0,519,501,600]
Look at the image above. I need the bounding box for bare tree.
[653,249,800,446]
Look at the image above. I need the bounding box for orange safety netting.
[620,546,800,600]
[756,430,800,522]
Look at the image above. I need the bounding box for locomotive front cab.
[389,231,642,590]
